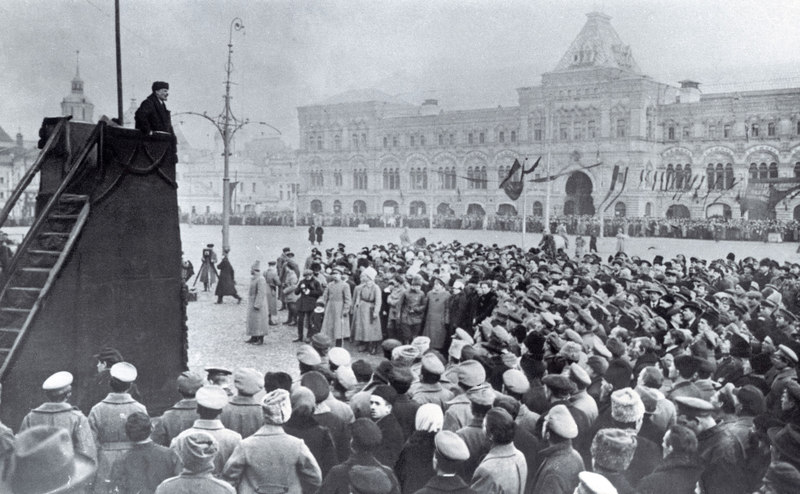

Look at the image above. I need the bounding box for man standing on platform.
[134,81,177,162]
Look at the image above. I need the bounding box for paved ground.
[180,224,800,378]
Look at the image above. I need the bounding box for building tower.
[60,51,94,123]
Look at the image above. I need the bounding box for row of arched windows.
[409,168,428,190]
[353,169,368,190]
[707,163,735,190]
[467,166,488,190]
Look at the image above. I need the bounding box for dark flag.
[499,159,524,200]
[522,156,541,175]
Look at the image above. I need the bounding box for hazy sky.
[2,0,799,148]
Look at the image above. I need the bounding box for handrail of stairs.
[0,121,105,289]
[0,116,72,230]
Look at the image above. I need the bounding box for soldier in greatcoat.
[88,362,148,493]
[321,267,352,347]
[246,261,269,345]
[351,270,383,354]
[220,368,265,438]
[151,371,204,446]
[264,261,280,325]
[20,371,97,463]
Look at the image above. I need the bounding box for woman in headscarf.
[394,403,444,493]
[351,268,383,354]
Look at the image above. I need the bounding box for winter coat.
[375,413,405,468]
[446,290,472,332]
[283,269,299,304]
[172,420,241,476]
[351,281,383,342]
[321,280,352,340]
[315,226,324,243]
[296,276,323,312]
[471,442,528,494]
[150,399,198,446]
[88,393,148,490]
[220,395,264,439]
[264,267,280,316]
[387,285,406,321]
[317,451,400,494]
[422,289,450,350]
[399,288,427,326]
[395,431,436,494]
[283,413,338,477]
[637,454,705,494]
[529,441,584,494]
[108,441,180,494]
[247,275,269,337]
[222,424,322,494]
[215,256,238,297]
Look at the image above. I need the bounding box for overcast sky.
[2,0,799,148]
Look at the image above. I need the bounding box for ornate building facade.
[295,12,800,221]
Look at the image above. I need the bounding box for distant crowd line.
[180,212,800,243]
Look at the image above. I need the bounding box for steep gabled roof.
[553,12,641,74]
[0,125,13,143]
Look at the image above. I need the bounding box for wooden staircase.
[0,117,100,376]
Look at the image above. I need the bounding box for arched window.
[511,130,516,142]
[759,162,768,179]
[769,162,778,178]
[683,165,692,190]
[715,164,724,190]
[666,164,674,190]
[645,202,653,216]
[467,167,475,189]
[707,164,716,190]
[675,164,684,190]
[499,131,505,143]
[725,164,734,189]
[795,162,800,178]
[614,202,626,217]
[749,163,758,179]
[532,201,543,216]
[333,200,342,214]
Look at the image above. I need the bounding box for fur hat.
[611,387,645,423]
[261,388,292,425]
[591,428,638,472]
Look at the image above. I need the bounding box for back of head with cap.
[174,431,218,473]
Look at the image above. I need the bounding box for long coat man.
[134,81,177,162]
[321,267,352,343]
[246,262,269,344]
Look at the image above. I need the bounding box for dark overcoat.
[637,454,705,494]
[216,257,238,297]
[395,430,436,494]
[283,413,338,477]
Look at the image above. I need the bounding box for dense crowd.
[180,212,800,243]
[4,238,800,494]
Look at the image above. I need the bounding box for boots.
[269,317,278,326]
[244,336,258,344]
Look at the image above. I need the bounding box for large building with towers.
[295,12,800,221]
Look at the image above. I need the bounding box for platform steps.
[0,195,90,366]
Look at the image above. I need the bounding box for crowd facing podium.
[2,237,800,494]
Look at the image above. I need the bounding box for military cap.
[457,360,486,387]
[371,384,398,405]
[177,371,205,395]
[351,417,383,449]
[94,347,124,364]
[421,353,445,375]
[448,339,467,359]
[42,371,73,392]
[542,374,577,395]
[501,351,519,369]
[545,404,578,439]
[434,430,470,461]
[310,333,332,352]
[196,385,229,410]
[300,371,330,403]
[351,359,373,381]
[348,465,394,494]
[763,461,800,494]
[777,344,799,364]
[110,362,137,383]
[466,382,495,405]
[592,338,612,359]
[674,396,715,417]
[577,471,618,494]
[328,347,351,367]
[381,339,402,353]
[296,344,322,366]
[335,366,358,391]
[454,327,475,345]
[411,336,431,355]
[234,368,263,395]
[735,384,767,414]
[204,366,232,377]
[605,337,626,358]
[502,369,530,394]
[568,363,591,388]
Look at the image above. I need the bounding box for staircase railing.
[0,116,71,230]
[0,121,105,300]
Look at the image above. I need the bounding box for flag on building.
[499,159,524,200]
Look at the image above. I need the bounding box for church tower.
[60,51,94,123]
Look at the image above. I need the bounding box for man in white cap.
[222,389,322,493]
[88,361,148,492]
[171,385,241,476]
[531,404,584,494]
[20,371,97,463]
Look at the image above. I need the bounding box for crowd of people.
[180,211,800,244]
[4,235,800,494]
